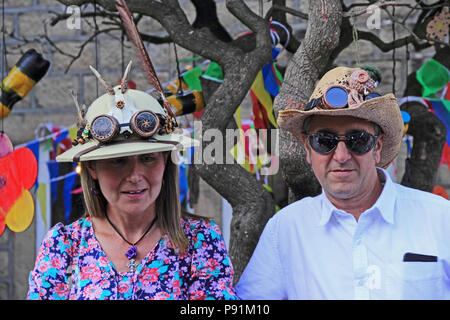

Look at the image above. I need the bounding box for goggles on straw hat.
[277,65,404,168]
[56,61,197,163]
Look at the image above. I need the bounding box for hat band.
[72,138,180,162]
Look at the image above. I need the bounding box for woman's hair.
[80,152,189,252]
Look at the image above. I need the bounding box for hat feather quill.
[115,0,175,118]
[69,90,87,128]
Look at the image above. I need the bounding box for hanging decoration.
[241,21,287,131]
[426,10,450,43]
[164,73,205,118]
[399,59,450,179]
[250,48,282,131]
[416,58,449,98]
[0,49,50,120]
[161,58,221,119]
[0,133,38,235]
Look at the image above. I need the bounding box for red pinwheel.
[0,133,38,235]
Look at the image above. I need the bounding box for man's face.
[301,115,384,202]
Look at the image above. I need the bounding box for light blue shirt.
[236,168,450,299]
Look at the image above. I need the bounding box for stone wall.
[0,0,448,299]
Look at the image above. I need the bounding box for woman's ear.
[163,151,171,164]
[85,161,98,180]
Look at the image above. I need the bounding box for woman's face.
[86,152,167,217]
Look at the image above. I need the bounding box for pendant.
[125,246,138,272]
[126,258,138,272]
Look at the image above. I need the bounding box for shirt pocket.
[387,261,444,299]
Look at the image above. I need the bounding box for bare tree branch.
[343,1,397,18]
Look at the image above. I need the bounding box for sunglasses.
[307,130,379,155]
[90,110,164,143]
[305,85,381,111]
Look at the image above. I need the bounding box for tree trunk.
[274,0,343,202]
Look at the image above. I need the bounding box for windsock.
[163,77,205,116]
[0,49,50,119]
[166,91,205,116]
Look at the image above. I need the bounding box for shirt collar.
[317,167,396,226]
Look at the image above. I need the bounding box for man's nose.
[332,140,352,163]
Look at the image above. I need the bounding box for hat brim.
[56,133,198,162]
[277,94,403,168]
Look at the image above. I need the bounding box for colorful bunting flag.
[47,160,60,204]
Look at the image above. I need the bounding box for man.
[236,66,450,299]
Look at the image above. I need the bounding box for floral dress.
[27,216,238,300]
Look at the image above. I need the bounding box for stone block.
[0,251,9,277]
[339,39,374,58]
[0,282,9,300]
[34,75,79,109]
[3,110,76,145]
[0,230,8,245]
[193,178,223,228]
[18,10,78,38]
[98,35,129,71]
[5,0,33,8]
[134,14,166,35]
[14,220,35,299]
[51,41,95,73]
[1,13,15,37]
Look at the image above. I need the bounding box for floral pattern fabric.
[27,216,238,300]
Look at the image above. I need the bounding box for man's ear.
[374,133,384,164]
[85,161,98,180]
[300,133,312,165]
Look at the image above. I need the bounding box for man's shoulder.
[394,183,450,209]
[270,193,323,225]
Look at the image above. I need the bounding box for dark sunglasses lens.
[325,87,348,108]
[131,111,159,137]
[90,115,119,142]
[345,131,376,154]
[309,132,338,154]
[365,92,381,100]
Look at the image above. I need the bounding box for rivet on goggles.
[307,130,379,155]
[305,85,381,111]
[89,110,163,143]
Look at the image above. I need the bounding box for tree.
[42,0,448,281]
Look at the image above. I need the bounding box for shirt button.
[357,279,365,286]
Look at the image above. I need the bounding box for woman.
[27,63,238,300]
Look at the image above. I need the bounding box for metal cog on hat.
[347,69,377,107]
[360,64,382,83]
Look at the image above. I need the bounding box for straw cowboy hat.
[277,65,403,168]
[56,61,197,163]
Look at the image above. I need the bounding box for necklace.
[104,212,158,272]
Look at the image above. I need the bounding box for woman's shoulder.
[182,214,220,233]
[181,214,224,243]
[41,216,91,248]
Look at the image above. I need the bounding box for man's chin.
[324,185,357,201]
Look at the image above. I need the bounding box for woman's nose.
[332,140,352,163]
[125,157,144,182]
